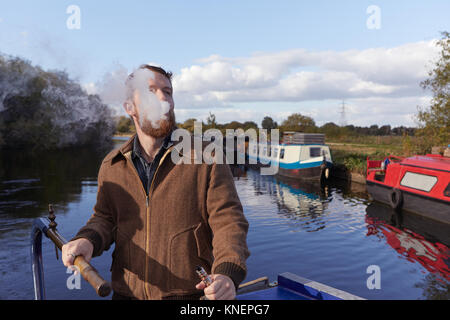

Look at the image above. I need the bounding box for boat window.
[268,147,271,157]
[310,147,322,158]
[445,183,450,197]
[400,172,438,192]
[280,148,285,159]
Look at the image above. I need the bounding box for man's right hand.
[62,238,94,269]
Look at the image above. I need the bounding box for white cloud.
[82,41,437,126]
[172,40,438,106]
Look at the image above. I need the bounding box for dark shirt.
[132,133,173,195]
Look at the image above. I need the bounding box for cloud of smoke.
[0,54,115,148]
[95,63,129,111]
[127,68,171,129]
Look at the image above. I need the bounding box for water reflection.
[245,168,331,232]
[0,142,114,299]
[0,143,113,219]
[365,202,450,296]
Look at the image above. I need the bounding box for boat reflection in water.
[245,168,330,232]
[365,202,450,283]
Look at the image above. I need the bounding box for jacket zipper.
[123,151,159,299]
[143,146,174,299]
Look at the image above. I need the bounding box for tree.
[261,116,278,131]
[116,116,135,133]
[243,121,258,131]
[280,113,316,133]
[181,118,198,133]
[224,121,244,130]
[320,122,347,138]
[369,124,379,136]
[0,55,115,149]
[416,31,450,151]
[378,125,391,136]
[206,112,217,128]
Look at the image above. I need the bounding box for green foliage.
[0,54,115,149]
[261,116,278,131]
[206,111,217,128]
[416,31,450,152]
[331,148,393,175]
[116,116,135,134]
[179,118,198,133]
[279,113,317,133]
[319,122,348,138]
[242,121,258,131]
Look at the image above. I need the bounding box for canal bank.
[330,163,367,185]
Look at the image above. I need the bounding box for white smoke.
[95,64,129,112]
[89,64,171,129]
[126,68,171,129]
[0,55,39,112]
[0,54,115,148]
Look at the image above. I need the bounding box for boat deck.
[239,286,311,300]
[237,272,364,300]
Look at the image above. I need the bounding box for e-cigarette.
[195,265,213,287]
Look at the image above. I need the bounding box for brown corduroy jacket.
[73,135,250,299]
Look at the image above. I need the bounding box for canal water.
[0,138,449,300]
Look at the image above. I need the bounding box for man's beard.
[138,109,176,138]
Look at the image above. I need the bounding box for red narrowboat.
[366,154,450,224]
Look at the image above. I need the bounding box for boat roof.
[401,155,450,172]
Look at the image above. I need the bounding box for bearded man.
[61,65,250,300]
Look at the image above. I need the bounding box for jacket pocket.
[168,222,213,293]
[194,222,213,265]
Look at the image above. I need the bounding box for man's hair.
[139,64,173,83]
[125,64,173,101]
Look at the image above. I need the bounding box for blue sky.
[1,1,449,126]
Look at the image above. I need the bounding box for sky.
[1,0,449,127]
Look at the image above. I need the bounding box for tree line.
[115,112,416,139]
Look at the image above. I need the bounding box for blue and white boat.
[247,132,333,181]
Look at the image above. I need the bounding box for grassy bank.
[328,136,410,177]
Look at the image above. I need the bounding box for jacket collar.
[131,132,174,163]
[110,129,181,164]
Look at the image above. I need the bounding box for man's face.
[143,71,174,111]
[130,70,176,138]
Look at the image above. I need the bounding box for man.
[62,65,250,300]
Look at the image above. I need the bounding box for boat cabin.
[366,154,450,224]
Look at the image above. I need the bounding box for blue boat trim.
[237,272,365,300]
[279,161,325,170]
[279,143,326,146]
[248,159,332,170]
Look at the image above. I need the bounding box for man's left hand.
[195,274,236,300]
